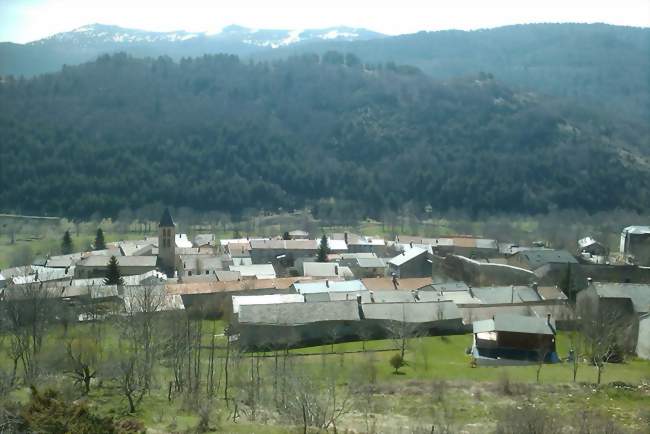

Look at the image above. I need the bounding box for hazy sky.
[1,0,649,43]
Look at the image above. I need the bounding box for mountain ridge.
[1,23,646,122]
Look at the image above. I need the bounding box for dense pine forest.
[1,52,649,219]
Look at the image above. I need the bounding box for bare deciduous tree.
[578,296,634,385]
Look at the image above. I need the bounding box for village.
[2,209,648,367]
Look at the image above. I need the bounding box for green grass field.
[2,319,648,433]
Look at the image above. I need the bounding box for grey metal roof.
[475,239,498,249]
[473,314,555,335]
[418,290,481,305]
[366,290,415,303]
[362,301,462,322]
[622,226,650,235]
[229,264,276,278]
[232,293,304,314]
[389,247,427,267]
[303,262,340,277]
[194,234,215,246]
[214,270,241,281]
[431,281,470,292]
[46,253,86,268]
[78,256,157,267]
[303,292,333,303]
[250,239,318,250]
[357,257,386,268]
[238,300,360,325]
[337,253,378,260]
[293,279,366,294]
[592,282,650,314]
[471,286,541,304]
[517,250,578,269]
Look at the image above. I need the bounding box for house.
[249,239,319,265]
[232,293,304,314]
[74,256,157,279]
[45,252,87,268]
[293,279,365,295]
[177,254,224,278]
[193,233,216,247]
[620,226,650,265]
[507,249,578,271]
[471,286,542,305]
[361,277,432,291]
[167,277,303,316]
[8,265,75,286]
[288,230,309,240]
[436,254,536,286]
[304,290,370,303]
[576,281,650,354]
[395,235,498,258]
[578,237,608,264]
[301,262,353,278]
[69,270,166,288]
[361,301,464,339]
[459,304,574,330]
[471,314,559,365]
[226,242,251,259]
[229,264,277,280]
[333,233,387,255]
[319,237,348,253]
[234,300,361,350]
[122,284,185,313]
[388,247,431,278]
[351,257,387,278]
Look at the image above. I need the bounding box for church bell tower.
[158,208,176,276]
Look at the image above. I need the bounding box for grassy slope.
[2,322,648,432]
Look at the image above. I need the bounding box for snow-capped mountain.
[0,23,385,76]
[30,24,202,46]
[28,23,383,48]
[217,24,383,48]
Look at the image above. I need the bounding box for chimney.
[334,265,339,275]
[468,285,474,298]
[532,281,539,294]
[326,279,329,288]
[410,241,413,248]
[369,290,375,303]
[587,277,593,286]
[546,314,551,325]
[344,232,348,244]
[356,294,362,305]
[392,274,399,290]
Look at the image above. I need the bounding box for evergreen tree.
[317,234,330,262]
[61,230,74,254]
[282,231,291,240]
[104,255,124,285]
[94,228,106,250]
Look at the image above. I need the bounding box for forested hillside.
[272,24,650,122]
[2,24,648,122]
[1,53,649,219]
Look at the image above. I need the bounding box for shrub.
[389,354,406,374]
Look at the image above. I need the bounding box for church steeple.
[159,208,174,227]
